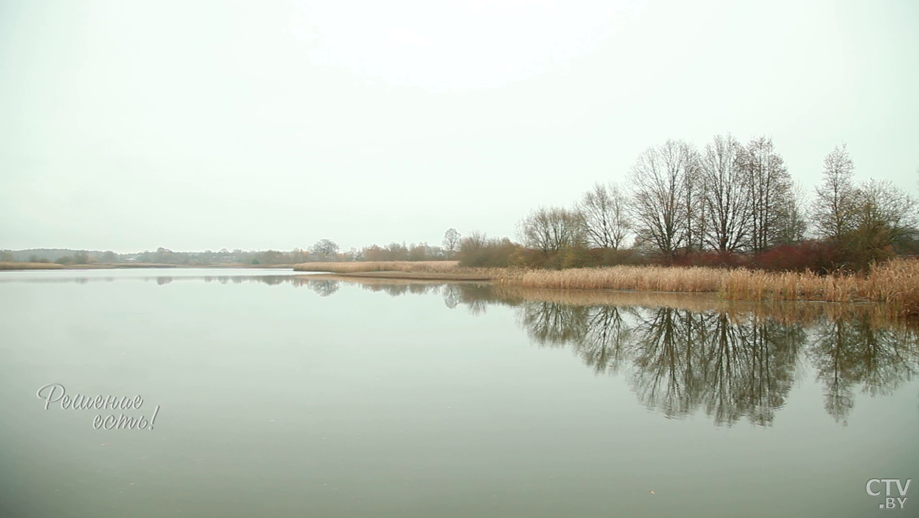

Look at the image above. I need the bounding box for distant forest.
[4,137,917,273]
[0,241,453,267]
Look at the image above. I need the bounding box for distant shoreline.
[305,271,495,281]
[0,262,298,271]
[292,260,919,316]
[4,260,919,317]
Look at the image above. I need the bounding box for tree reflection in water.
[309,279,917,427]
[808,314,918,423]
[629,309,802,426]
[36,274,914,427]
[516,298,917,427]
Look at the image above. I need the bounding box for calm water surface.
[1,269,917,517]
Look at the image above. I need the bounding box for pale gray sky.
[1,0,917,252]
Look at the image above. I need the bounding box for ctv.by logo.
[866,479,910,510]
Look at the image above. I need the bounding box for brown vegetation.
[0,262,66,270]
[295,258,919,316]
[495,258,919,316]
[294,261,460,273]
[497,264,725,292]
[306,271,494,281]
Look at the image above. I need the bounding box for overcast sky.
[1,0,917,253]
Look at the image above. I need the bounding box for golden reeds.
[497,265,727,292]
[293,261,460,273]
[294,258,919,316]
[0,262,66,270]
[495,258,919,316]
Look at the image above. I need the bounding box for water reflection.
[5,273,918,427]
[520,301,918,426]
[308,279,340,297]
[339,280,919,427]
[0,274,312,286]
[809,314,919,423]
[625,308,802,425]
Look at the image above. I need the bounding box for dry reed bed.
[298,275,471,287]
[497,265,726,292]
[0,262,66,270]
[294,261,460,273]
[497,258,919,316]
[293,261,506,278]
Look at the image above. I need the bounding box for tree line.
[4,137,914,272]
[1,240,460,266]
[457,136,918,272]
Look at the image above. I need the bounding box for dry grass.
[294,261,460,273]
[272,259,919,316]
[293,261,506,277]
[0,262,66,270]
[496,258,919,316]
[298,274,469,286]
[329,271,493,281]
[497,265,726,292]
[719,259,919,312]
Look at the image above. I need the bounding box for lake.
[1,268,917,517]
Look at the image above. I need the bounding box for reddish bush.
[749,241,839,273]
[671,251,745,269]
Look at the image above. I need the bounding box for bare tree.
[701,134,750,252]
[738,136,793,252]
[682,147,705,253]
[309,239,340,261]
[577,183,631,250]
[460,230,488,251]
[848,179,918,267]
[442,228,461,259]
[628,139,697,261]
[812,144,857,242]
[773,182,808,246]
[519,206,585,258]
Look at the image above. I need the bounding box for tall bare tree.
[628,139,697,261]
[577,183,631,250]
[682,147,705,253]
[442,228,461,259]
[812,144,857,242]
[700,134,750,252]
[738,136,793,252]
[773,182,808,246]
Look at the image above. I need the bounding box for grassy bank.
[294,261,461,273]
[293,261,501,280]
[312,271,494,281]
[0,262,67,270]
[495,258,919,315]
[290,259,919,316]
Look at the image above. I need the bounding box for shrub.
[671,251,744,269]
[457,236,519,267]
[750,241,840,273]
